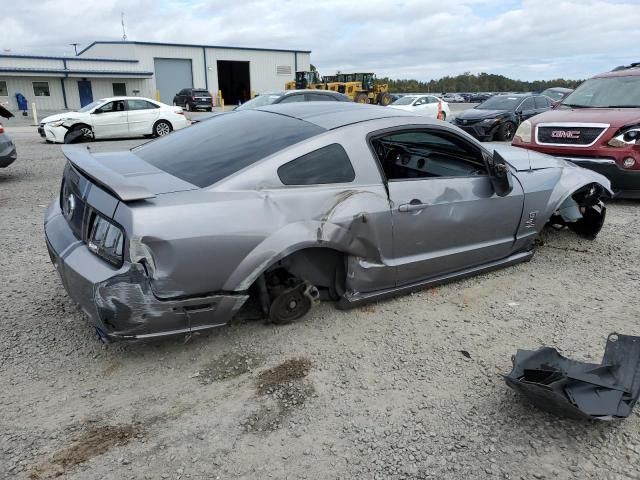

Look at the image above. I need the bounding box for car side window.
[306,93,335,102]
[96,101,125,113]
[428,96,439,104]
[127,99,159,110]
[278,144,355,185]
[414,97,426,106]
[279,94,306,104]
[370,129,487,181]
[534,96,550,109]
[519,98,535,111]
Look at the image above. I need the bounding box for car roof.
[98,96,159,102]
[595,66,640,78]
[255,102,420,130]
[543,87,573,92]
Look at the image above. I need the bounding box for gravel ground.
[1,124,640,480]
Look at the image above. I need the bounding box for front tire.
[153,120,172,137]
[496,121,515,141]
[377,92,392,106]
[354,93,369,104]
[64,124,93,144]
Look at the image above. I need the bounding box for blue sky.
[2,0,639,81]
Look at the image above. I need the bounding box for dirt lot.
[1,123,640,480]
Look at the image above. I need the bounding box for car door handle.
[398,200,429,212]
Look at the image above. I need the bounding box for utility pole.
[121,12,128,41]
[69,43,79,55]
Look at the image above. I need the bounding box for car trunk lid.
[62,145,198,202]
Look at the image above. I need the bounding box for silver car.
[0,124,17,168]
[44,103,612,342]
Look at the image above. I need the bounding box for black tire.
[496,121,516,141]
[153,120,172,137]
[206,107,213,112]
[354,93,369,104]
[377,92,392,106]
[64,124,93,144]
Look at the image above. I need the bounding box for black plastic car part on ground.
[504,333,640,420]
[453,94,553,141]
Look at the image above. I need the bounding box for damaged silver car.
[44,102,612,341]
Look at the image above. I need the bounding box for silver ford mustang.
[44,103,612,342]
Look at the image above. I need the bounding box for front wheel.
[496,121,515,141]
[378,92,392,106]
[64,124,93,144]
[154,120,172,137]
[354,93,369,104]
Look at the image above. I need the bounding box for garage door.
[154,58,193,104]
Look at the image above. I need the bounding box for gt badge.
[524,211,537,228]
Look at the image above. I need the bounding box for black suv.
[453,93,553,141]
[173,88,213,112]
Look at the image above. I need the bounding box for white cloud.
[1,0,638,80]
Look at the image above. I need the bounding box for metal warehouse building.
[0,40,311,111]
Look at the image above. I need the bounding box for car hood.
[529,107,640,128]
[490,143,572,171]
[457,108,510,120]
[42,111,86,124]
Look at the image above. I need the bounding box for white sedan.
[38,97,189,143]
[387,95,451,121]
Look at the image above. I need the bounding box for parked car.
[0,123,17,168]
[442,93,465,103]
[192,90,351,123]
[513,64,640,198]
[236,90,351,110]
[469,92,493,103]
[540,87,574,102]
[38,97,189,143]
[388,94,451,120]
[453,94,554,141]
[44,102,611,341]
[172,88,214,112]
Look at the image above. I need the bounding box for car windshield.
[477,96,523,110]
[134,110,325,188]
[562,76,640,108]
[391,96,417,105]
[235,93,284,110]
[77,100,102,113]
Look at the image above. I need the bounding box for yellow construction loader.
[285,71,326,90]
[330,73,392,105]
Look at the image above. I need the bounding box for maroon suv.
[512,64,640,198]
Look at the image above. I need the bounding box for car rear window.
[193,90,210,96]
[134,110,325,188]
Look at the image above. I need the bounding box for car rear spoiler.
[62,145,156,202]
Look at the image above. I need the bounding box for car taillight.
[192,96,196,101]
[176,111,185,115]
[0,125,4,134]
[87,214,124,267]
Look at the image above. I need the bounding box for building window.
[112,83,126,96]
[33,82,50,97]
[276,65,292,76]
[0,80,7,97]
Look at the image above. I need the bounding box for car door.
[371,127,525,286]
[90,100,129,138]
[127,99,161,135]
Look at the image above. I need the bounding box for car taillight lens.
[87,214,124,267]
[0,125,4,134]
[192,96,196,101]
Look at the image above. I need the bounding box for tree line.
[376,72,583,93]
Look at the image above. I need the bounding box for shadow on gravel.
[29,423,145,479]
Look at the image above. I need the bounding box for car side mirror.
[487,151,513,197]
[551,101,560,110]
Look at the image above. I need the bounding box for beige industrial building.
[0,40,311,111]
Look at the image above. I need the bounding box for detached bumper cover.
[505,333,640,420]
[44,201,248,340]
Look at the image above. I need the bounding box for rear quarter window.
[278,144,355,185]
[134,110,325,187]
